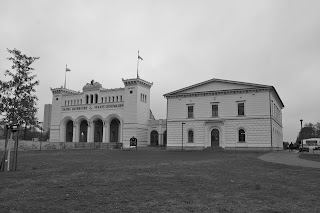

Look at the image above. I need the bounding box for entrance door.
[150,130,159,146]
[211,129,219,147]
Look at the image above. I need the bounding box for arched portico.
[105,114,122,143]
[93,119,103,142]
[79,120,88,142]
[60,116,74,142]
[75,116,89,142]
[66,120,73,142]
[110,118,120,142]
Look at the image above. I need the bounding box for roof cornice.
[164,87,270,99]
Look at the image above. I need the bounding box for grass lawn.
[299,153,320,162]
[1,150,320,213]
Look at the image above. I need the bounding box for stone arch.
[207,124,223,148]
[60,116,74,142]
[75,116,89,142]
[187,128,194,143]
[234,123,249,143]
[150,130,159,146]
[91,115,104,142]
[106,114,122,143]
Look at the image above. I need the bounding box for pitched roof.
[163,78,284,108]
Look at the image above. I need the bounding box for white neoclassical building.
[49,77,167,147]
[49,76,284,150]
[164,78,284,150]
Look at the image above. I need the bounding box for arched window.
[65,101,67,106]
[67,100,70,106]
[113,96,114,102]
[239,129,245,142]
[117,96,118,102]
[188,130,194,143]
[80,99,82,105]
[95,94,98,103]
[86,95,89,104]
[90,95,93,104]
[120,96,123,101]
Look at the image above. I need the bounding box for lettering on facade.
[62,104,123,112]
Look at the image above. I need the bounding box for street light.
[182,122,185,151]
[300,119,303,153]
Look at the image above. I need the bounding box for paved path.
[258,150,320,169]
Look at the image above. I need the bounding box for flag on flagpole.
[138,55,143,60]
[66,67,71,72]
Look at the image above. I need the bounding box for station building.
[49,77,284,150]
[49,77,165,147]
[164,78,284,150]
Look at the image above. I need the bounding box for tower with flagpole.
[64,65,71,88]
[137,50,143,78]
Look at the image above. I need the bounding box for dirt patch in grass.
[1,150,320,212]
[299,153,320,162]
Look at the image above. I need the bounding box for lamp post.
[182,122,185,151]
[300,119,303,153]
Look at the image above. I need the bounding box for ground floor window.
[239,129,245,142]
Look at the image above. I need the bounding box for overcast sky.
[1,0,320,142]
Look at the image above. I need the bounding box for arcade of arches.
[150,130,167,147]
[63,117,121,143]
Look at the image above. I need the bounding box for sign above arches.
[62,103,124,112]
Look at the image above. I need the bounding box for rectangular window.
[212,105,218,117]
[238,102,245,116]
[188,106,194,118]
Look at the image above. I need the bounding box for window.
[238,102,245,116]
[80,99,82,105]
[112,96,114,102]
[130,90,133,94]
[188,105,194,118]
[212,104,218,117]
[239,129,245,142]
[120,96,123,101]
[188,130,194,143]
[90,95,93,104]
[95,94,98,103]
[86,95,89,104]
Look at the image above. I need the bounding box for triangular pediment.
[164,78,271,96]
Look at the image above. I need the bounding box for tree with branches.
[0,48,40,139]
